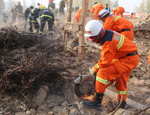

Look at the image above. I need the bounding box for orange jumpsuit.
[113,7,125,17]
[103,15,134,41]
[75,8,90,23]
[91,4,104,20]
[93,30,139,102]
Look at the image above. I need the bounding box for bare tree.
[23,0,26,11]
[134,0,145,13]
[0,0,5,14]
[73,0,82,7]
[113,0,118,8]
[31,0,35,7]
[146,0,150,13]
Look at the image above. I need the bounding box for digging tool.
[74,69,123,114]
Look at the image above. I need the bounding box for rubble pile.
[132,13,150,39]
[0,27,70,96]
[129,14,150,79]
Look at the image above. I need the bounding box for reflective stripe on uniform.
[117,35,124,49]
[96,76,107,84]
[3,18,7,20]
[113,59,118,61]
[31,9,34,14]
[32,20,36,23]
[96,64,100,69]
[114,16,120,22]
[39,31,43,33]
[28,19,33,22]
[117,90,127,95]
[41,15,52,18]
[49,31,53,33]
[91,14,93,15]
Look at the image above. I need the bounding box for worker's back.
[103,15,133,41]
[91,3,104,19]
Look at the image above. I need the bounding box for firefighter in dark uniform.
[24,6,34,31]
[2,10,8,23]
[39,7,54,37]
[28,5,43,33]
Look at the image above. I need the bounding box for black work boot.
[80,92,104,110]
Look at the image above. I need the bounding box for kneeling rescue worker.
[39,7,54,37]
[98,9,134,41]
[80,20,139,110]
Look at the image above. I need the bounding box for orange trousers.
[95,54,139,102]
[120,28,134,41]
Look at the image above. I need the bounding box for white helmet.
[97,9,109,19]
[84,20,105,42]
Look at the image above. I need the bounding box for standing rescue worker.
[15,2,23,22]
[58,0,66,15]
[98,9,134,41]
[91,2,104,20]
[2,10,8,23]
[10,5,17,23]
[80,20,139,110]
[48,1,55,10]
[75,8,90,23]
[28,5,44,33]
[39,7,54,37]
[24,6,34,31]
[113,6,125,17]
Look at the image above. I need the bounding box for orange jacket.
[94,30,138,72]
[103,15,134,40]
[113,7,125,16]
[91,4,104,18]
[75,8,90,23]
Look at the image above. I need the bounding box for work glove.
[90,67,96,76]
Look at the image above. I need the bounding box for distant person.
[48,1,55,10]
[15,2,23,22]
[105,4,111,13]
[24,6,34,31]
[91,2,104,20]
[2,10,8,23]
[113,6,125,17]
[10,5,17,23]
[58,0,66,15]
[37,3,40,6]
[75,7,90,23]
[98,9,134,41]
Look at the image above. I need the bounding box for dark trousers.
[39,17,53,35]
[33,19,39,32]
[28,21,33,33]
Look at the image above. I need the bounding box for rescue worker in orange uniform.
[80,20,139,110]
[98,9,134,41]
[91,2,104,20]
[113,6,125,17]
[75,7,90,23]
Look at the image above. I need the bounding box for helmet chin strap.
[96,32,102,43]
